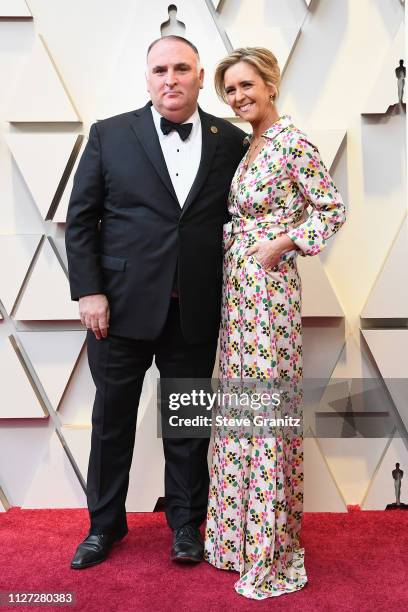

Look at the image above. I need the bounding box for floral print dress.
[204,114,346,599]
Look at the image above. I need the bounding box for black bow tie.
[160,116,193,141]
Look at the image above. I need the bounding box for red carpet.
[0,507,407,611]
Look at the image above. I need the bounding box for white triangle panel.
[127,363,164,511]
[225,8,300,75]
[0,421,54,505]
[318,438,390,505]
[362,329,408,379]
[14,238,79,321]
[0,336,45,418]
[298,255,344,316]
[6,133,80,220]
[53,137,87,222]
[302,323,345,379]
[0,0,31,17]
[7,35,81,122]
[362,433,408,509]
[362,329,408,432]
[304,0,313,7]
[362,219,408,318]
[304,434,347,512]
[18,331,86,410]
[0,235,40,315]
[99,0,229,119]
[22,431,86,508]
[331,334,380,379]
[210,0,223,10]
[57,345,94,425]
[62,426,91,480]
[362,23,404,114]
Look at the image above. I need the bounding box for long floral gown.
[204,114,346,599]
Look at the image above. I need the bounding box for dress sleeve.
[284,134,346,256]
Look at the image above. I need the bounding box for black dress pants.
[85,298,218,536]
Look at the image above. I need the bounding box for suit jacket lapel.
[180,107,219,219]
[128,102,179,206]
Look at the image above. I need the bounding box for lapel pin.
[210,125,218,134]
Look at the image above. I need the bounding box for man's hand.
[79,294,110,340]
[246,235,297,270]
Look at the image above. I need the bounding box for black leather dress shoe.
[70,530,127,569]
[171,524,204,563]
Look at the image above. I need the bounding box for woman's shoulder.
[280,120,319,155]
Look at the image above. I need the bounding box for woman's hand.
[246,235,296,270]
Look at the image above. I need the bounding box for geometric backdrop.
[0,0,406,515]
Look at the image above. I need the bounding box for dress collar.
[245,114,293,145]
[262,114,294,139]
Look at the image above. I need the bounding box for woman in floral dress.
[204,48,346,599]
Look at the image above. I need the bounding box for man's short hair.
[147,35,200,60]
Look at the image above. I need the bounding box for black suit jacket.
[65,102,246,343]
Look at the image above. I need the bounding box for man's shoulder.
[200,109,247,141]
[93,104,151,132]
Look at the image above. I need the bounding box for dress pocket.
[250,255,283,284]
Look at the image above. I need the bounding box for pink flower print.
[220,479,228,491]
[289,352,299,367]
[265,489,274,502]
[309,155,320,169]
[254,268,266,281]
[293,228,305,239]
[248,478,259,491]
[217,522,226,535]
[306,244,322,255]
[284,286,293,300]
[254,290,263,304]
[289,164,300,179]
[319,176,330,190]
[251,455,262,469]
[254,435,265,447]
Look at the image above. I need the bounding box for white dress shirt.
[150,105,202,207]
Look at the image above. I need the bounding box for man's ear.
[199,67,204,89]
[145,71,150,93]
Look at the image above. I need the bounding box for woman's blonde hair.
[214,47,281,103]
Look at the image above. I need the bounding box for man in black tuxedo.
[66,35,245,569]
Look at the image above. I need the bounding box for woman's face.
[223,61,275,124]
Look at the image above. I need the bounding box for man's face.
[146,39,204,122]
